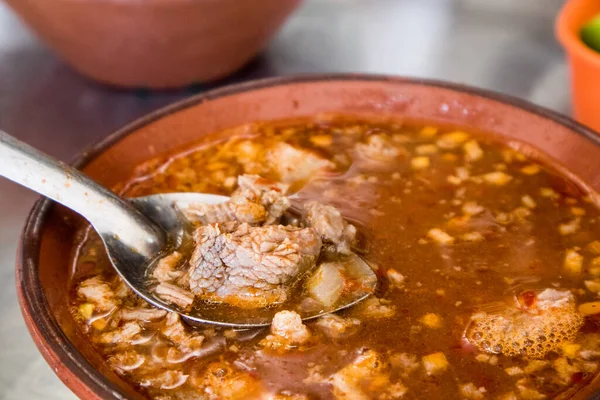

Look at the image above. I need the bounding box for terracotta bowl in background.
[16,75,600,399]
[556,0,600,133]
[3,0,301,89]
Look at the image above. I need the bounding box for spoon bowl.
[128,193,377,328]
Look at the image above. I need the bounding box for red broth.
[69,118,600,399]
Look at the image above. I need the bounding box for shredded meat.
[188,223,321,308]
[108,351,146,372]
[266,142,335,184]
[153,251,183,283]
[155,283,195,310]
[305,202,357,254]
[161,313,204,351]
[118,307,167,322]
[77,277,118,311]
[97,321,142,344]
[194,361,263,399]
[183,174,290,225]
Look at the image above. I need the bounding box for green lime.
[581,14,600,53]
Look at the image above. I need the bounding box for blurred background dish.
[557,0,600,133]
[3,0,301,88]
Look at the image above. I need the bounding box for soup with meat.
[70,117,600,399]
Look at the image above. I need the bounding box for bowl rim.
[16,73,600,399]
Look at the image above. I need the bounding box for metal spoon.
[0,130,377,328]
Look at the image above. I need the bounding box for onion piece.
[308,262,345,307]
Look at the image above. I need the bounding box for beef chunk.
[305,202,356,254]
[184,174,290,225]
[188,223,321,308]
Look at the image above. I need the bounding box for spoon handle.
[0,130,165,258]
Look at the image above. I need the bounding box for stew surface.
[69,117,600,399]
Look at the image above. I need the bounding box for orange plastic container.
[557,0,600,132]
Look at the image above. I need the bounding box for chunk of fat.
[308,262,345,307]
[266,142,334,184]
[260,311,312,352]
[270,311,311,344]
[315,314,361,339]
[329,350,391,400]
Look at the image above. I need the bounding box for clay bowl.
[17,75,600,398]
[3,0,301,89]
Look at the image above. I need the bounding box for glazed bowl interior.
[18,75,600,399]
